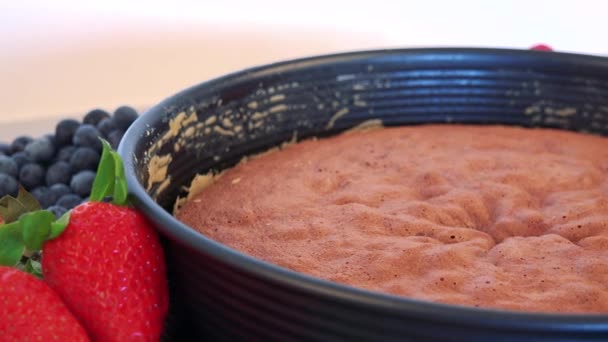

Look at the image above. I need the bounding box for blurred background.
[0,0,606,138]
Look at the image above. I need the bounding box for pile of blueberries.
[0,106,139,218]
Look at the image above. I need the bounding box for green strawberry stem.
[0,138,129,275]
[90,139,128,205]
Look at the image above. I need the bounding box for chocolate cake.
[176,125,608,313]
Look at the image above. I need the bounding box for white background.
[0,0,606,138]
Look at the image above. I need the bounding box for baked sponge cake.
[176,125,608,313]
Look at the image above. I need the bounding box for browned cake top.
[177,125,608,313]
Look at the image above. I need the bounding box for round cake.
[176,124,608,313]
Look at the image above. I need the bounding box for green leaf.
[111,151,128,205]
[49,210,71,239]
[0,197,26,223]
[0,187,42,223]
[0,222,25,266]
[88,138,130,206]
[24,259,43,279]
[90,139,116,202]
[20,211,54,251]
[16,186,42,212]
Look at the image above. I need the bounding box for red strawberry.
[42,202,168,341]
[0,266,90,341]
[41,142,169,341]
[530,43,553,51]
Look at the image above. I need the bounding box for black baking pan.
[118,48,608,341]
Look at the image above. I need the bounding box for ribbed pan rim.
[119,48,608,334]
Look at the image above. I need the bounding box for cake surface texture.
[176,125,608,313]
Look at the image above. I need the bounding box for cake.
[176,124,608,313]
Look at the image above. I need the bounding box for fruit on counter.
[70,147,101,172]
[25,137,56,163]
[55,119,80,146]
[0,106,139,214]
[31,186,56,208]
[10,136,33,154]
[107,130,125,150]
[46,204,68,219]
[56,193,83,210]
[73,125,103,152]
[44,201,168,341]
[530,43,553,51]
[19,162,46,189]
[113,106,139,130]
[0,266,90,341]
[0,140,169,341]
[46,160,72,186]
[0,174,18,200]
[10,151,32,169]
[0,155,18,177]
[83,108,111,126]
[0,142,10,155]
[44,141,168,340]
[70,170,97,197]
[98,117,117,136]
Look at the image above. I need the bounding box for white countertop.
[1,0,606,140]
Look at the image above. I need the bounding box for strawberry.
[530,43,553,51]
[0,140,168,341]
[43,201,168,341]
[0,266,90,341]
[42,141,169,341]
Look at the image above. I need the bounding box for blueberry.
[47,205,67,219]
[113,106,138,131]
[73,124,102,151]
[0,155,18,177]
[70,170,96,197]
[11,152,31,169]
[33,185,68,209]
[57,194,82,209]
[44,134,57,148]
[97,118,117,137]
[55,119,80,146]
[56,145,76,163]
[46,161,72,186]
[0,174,18,197]
[83,109,110,126]
[41,183,72,208]
[31,186,54,208]
[69,147,100,172]
[107,130,124,149]
[0,143,10,155]
[19,163,45,190]
[25,138,55,163]
[11,136,33,154]
[49,183,71,201]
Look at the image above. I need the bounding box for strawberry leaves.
[90,140,114,202]
[0,187,49,267]
[0,209,71,268]
[21,211,55,251]
[50,210,71,239]
[0,222,25,266]
[0,193,71,270]
[0,186,42,223]
[111,151,128,205]
[90,139,128,206]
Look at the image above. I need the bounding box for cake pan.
[118,48,608,341]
